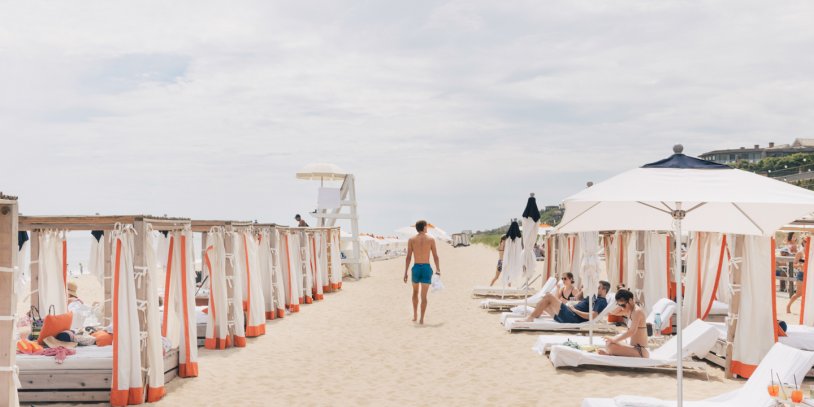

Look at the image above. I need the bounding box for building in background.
[700,139,814,164]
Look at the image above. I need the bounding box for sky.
[2,0,814,236]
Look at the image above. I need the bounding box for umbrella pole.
[589,295,593,345]
[673,205,685,406]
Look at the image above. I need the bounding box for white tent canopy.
[555,145,814,406]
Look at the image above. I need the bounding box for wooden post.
[224,230,236,341]
[29,231,39,312]
[133,220,149,392]
[1,196,19,407]
[725,234,744,378]
[103,231,113,326]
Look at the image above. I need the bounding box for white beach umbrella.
[556,145,814,405]
[521,193,541,282]
[500,220,524,288]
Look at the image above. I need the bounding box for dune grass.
[472,233,502,248]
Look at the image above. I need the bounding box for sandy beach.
[130,242,759,406]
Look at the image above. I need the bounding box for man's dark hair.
[416,220,427,232]
[599,280,611,293]
[295,214,301,220]
[615,289,634,302]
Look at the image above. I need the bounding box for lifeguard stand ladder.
[296,164,361,279]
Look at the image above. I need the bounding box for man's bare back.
[410,233,435,264]
[403,222,441,324]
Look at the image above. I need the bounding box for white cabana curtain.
[309,232,325,300]
[732,235,776,379]
[282,231,302,312]
[236,231,266,337]
[163,230,198,378]
[643,232,670,316]
[317,230,329,297]
[521,219,539,282]
[227,231,247,347]
[683,232,728,326]
[555,235,569,281]
[203,228,231,349]
[143,228,166,402]
[579,232,600,298]
[270,229,287,318]
[329,228,343,290]
[299,232,314,304]
[623,232,638,294]
[569,235,582,287]
[800,236,814,325]
[88,233,105,288]
[257,229,277,320]
[110,225,142,406]
[37,230,67,314]
[604,233,620,289]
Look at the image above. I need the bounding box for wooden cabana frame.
[0,194,19,407]
[16,215,190,404]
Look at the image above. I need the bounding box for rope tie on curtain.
[134,266,148,289]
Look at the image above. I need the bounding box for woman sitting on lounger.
[557,272,582,303]
[598,289,649,358]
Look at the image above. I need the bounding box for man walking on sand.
[403,220,441,324]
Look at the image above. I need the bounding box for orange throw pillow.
[776,321,788,337]
[38,312,73,345]
[607,315,624,323]
[91,330,113,346]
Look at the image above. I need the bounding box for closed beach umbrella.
[500,220,524,288]
[556,145,814,405]
[521,193,541,282]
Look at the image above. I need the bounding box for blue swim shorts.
[412,263,433,284]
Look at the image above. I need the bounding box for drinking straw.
[776,372,788,400]
[795,374,799,390]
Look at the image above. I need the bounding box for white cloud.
[2,0,814,235]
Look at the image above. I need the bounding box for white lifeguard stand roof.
[296,163,347,182]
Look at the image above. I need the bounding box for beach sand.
[150,242,755,406]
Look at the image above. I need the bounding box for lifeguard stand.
[295,163,362,279]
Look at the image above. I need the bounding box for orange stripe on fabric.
[179,234,195,377]
[62,239,68,287]
[696,233,702,319]
[111,238,123,406]
[731,360,758,379]
[204,246,216,335]
[801,237,811,324]
[311,236,318,297]
[233,336,247,347]
[241,234,258,335]
[162,236,174,337]
[771,238,779,343]
[128,387,143,405]
[284,234,293,308]
[146,386,166,403]
[701,235,727,320]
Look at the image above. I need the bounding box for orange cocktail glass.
[768,384,779,397]
[792,389,803,403]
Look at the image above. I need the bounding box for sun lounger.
[502,295,617,333]
[17,345,180,403]
[548,320,719,370]
[704,300,728,323]
[479,277,558,310]
[472,285,538,298]
[581,342,814,407]
[646,298,677,333]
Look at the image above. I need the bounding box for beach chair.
[471,274,541,298]
[479,277,557,310]
[646,298,677,334]
[547,320,718,371]
[501,295,618,333]
[581,342,814,407]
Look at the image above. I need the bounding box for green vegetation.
[731,152,814,190]
[472,234,503,248]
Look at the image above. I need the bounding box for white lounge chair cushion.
[503,294,617,331]
[532,335,596,355]
[646,298,676,331]
[582,342,814,407]
[479,277,558,309]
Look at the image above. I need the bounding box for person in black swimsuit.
[557,272,582,304]
[599,289,649,358]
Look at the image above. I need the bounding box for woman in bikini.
[598,289,649,358]
[489,235,509,287]
[557,272,582,304]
